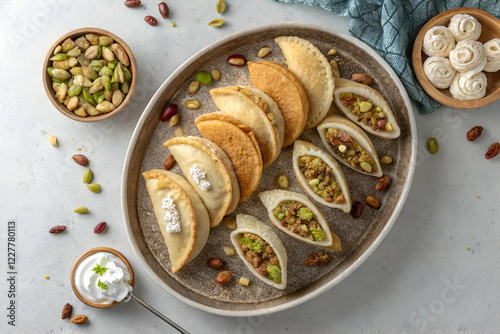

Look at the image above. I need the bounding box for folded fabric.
[274,0,500,114]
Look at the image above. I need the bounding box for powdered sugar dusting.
[161,194,181,233]
[190,164,211,191]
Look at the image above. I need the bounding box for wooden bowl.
[70,247,135,308]
[412,7,500,109]
[43,28,137,122]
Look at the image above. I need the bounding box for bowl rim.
[412,7,500,109]
[70,247,135,308]
[120,22,418,317]
[43,27,138,122]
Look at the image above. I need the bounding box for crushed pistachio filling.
[325,128,377,174]
[298,156,345,204]
[240,233,281,283]
[340,92,391,131]
[273,201,325,242]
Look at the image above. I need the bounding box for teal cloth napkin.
[274,0,500,114]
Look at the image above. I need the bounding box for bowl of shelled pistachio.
[43,27,137,122]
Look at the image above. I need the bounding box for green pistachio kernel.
[308,178,320,186]
[50,53,68,61]
[83,168,93,183]
[47,67,54,77]
[380,155,393,164]
[427,138,439,154]
[86,183,101,193]
[195,71,213,86]
[74,206,89,214]
[360,161,372,173]
[67,85,83,97]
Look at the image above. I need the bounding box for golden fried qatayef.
[248,61,309,147]
[275,36,334,129]
[210,85,285,167]
[142,169,210,273]
[195,113,262,202]
[163,136,240,227]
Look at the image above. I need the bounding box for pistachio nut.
[111,82,119,91]
[330,59,340,78]
[53,45,62,55]
[105,90,112,102]
[66,47,81,58]
[77,54,91,66]
[67,57,78,67]
[188,81,199,96]
[101,75,111,91]
[174,127,184,137]
[185,99,200,109]
[63,96,70,106]
[52,69,71,81]
[61,38,75,53]
[85,45,99,60]
[169,113,179,127]
[107,58,118,70]
[73,206,89,214]
[120,81,130,95]
[99,66,113,77]
[110,43,129,66]
[99,36,114,47]
[210,68,221,81]
[112,90,123,107]
[380,155,393,164]
[85,34,99,45]
[47,67,54,77]
[97,46,102,60]
[75,36,90,51]
[114,63,125,83]
[89,78,104,94]
[73,106,87,117]
[92,91,105,104]
[102,47,115,62]
[81,88,97,106]
[67,96,79,111]
[123,66,132,82]
[327,48,337,56]
[70,67,83,76]
[216,0,226,13]
[51,78,67,85]
[52,82,61,92]
[67,85,83,97]
[89,60,103,72]
[53,60,71,70]
[208,18,225,27]
[83,102,100,116]
[257,47,271,58]
[96,101,115,113]
[50,53,68,61]
[83,168,93,183]
[86,183,101,193]
[82,66,98,80]
[360,161,372,173]
[73,75,93,87]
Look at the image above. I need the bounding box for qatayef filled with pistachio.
[142,169,210,273]
[292,140,352,213]
[163,136,240,227]
[231,214,287,290]
[317,115,383,177]
[259,189,342,252]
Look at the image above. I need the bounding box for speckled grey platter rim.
[121,22,417,317]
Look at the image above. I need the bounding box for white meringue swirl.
[448,14,481,42]
[449,40,486,77]
[423,57,456,89]
[483,38,500,72]
[422,26,456,57]
[449,72,487,101]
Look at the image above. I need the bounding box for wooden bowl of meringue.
[412,7,500,109]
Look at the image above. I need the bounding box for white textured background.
[0,0,499,333]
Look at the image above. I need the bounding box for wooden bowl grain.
[70,247,135,308]
[412,7,500,109]
[43,28,137,122]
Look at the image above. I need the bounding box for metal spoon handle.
[130,292,190,334]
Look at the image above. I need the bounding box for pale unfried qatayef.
[210,86,285,167]
[332,78,400,139]
[274,36,334,129]
[231,214,288,290]
[248,61,309,147]
[195,112,262,202]
[142,169,210,272]
[292,140,352,213]
[259,189,342,252]
[317,115,383,177]
[163,136,240,227]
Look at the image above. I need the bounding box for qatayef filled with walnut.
[292,140,351,213]
[163,136,240,227]
[142,169,210,273]
[259,189,342,252]
[274,36,334,129]
[231,214,288,290]
[210,85,285,167]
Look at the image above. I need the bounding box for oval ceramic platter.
[122,23,417,316]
